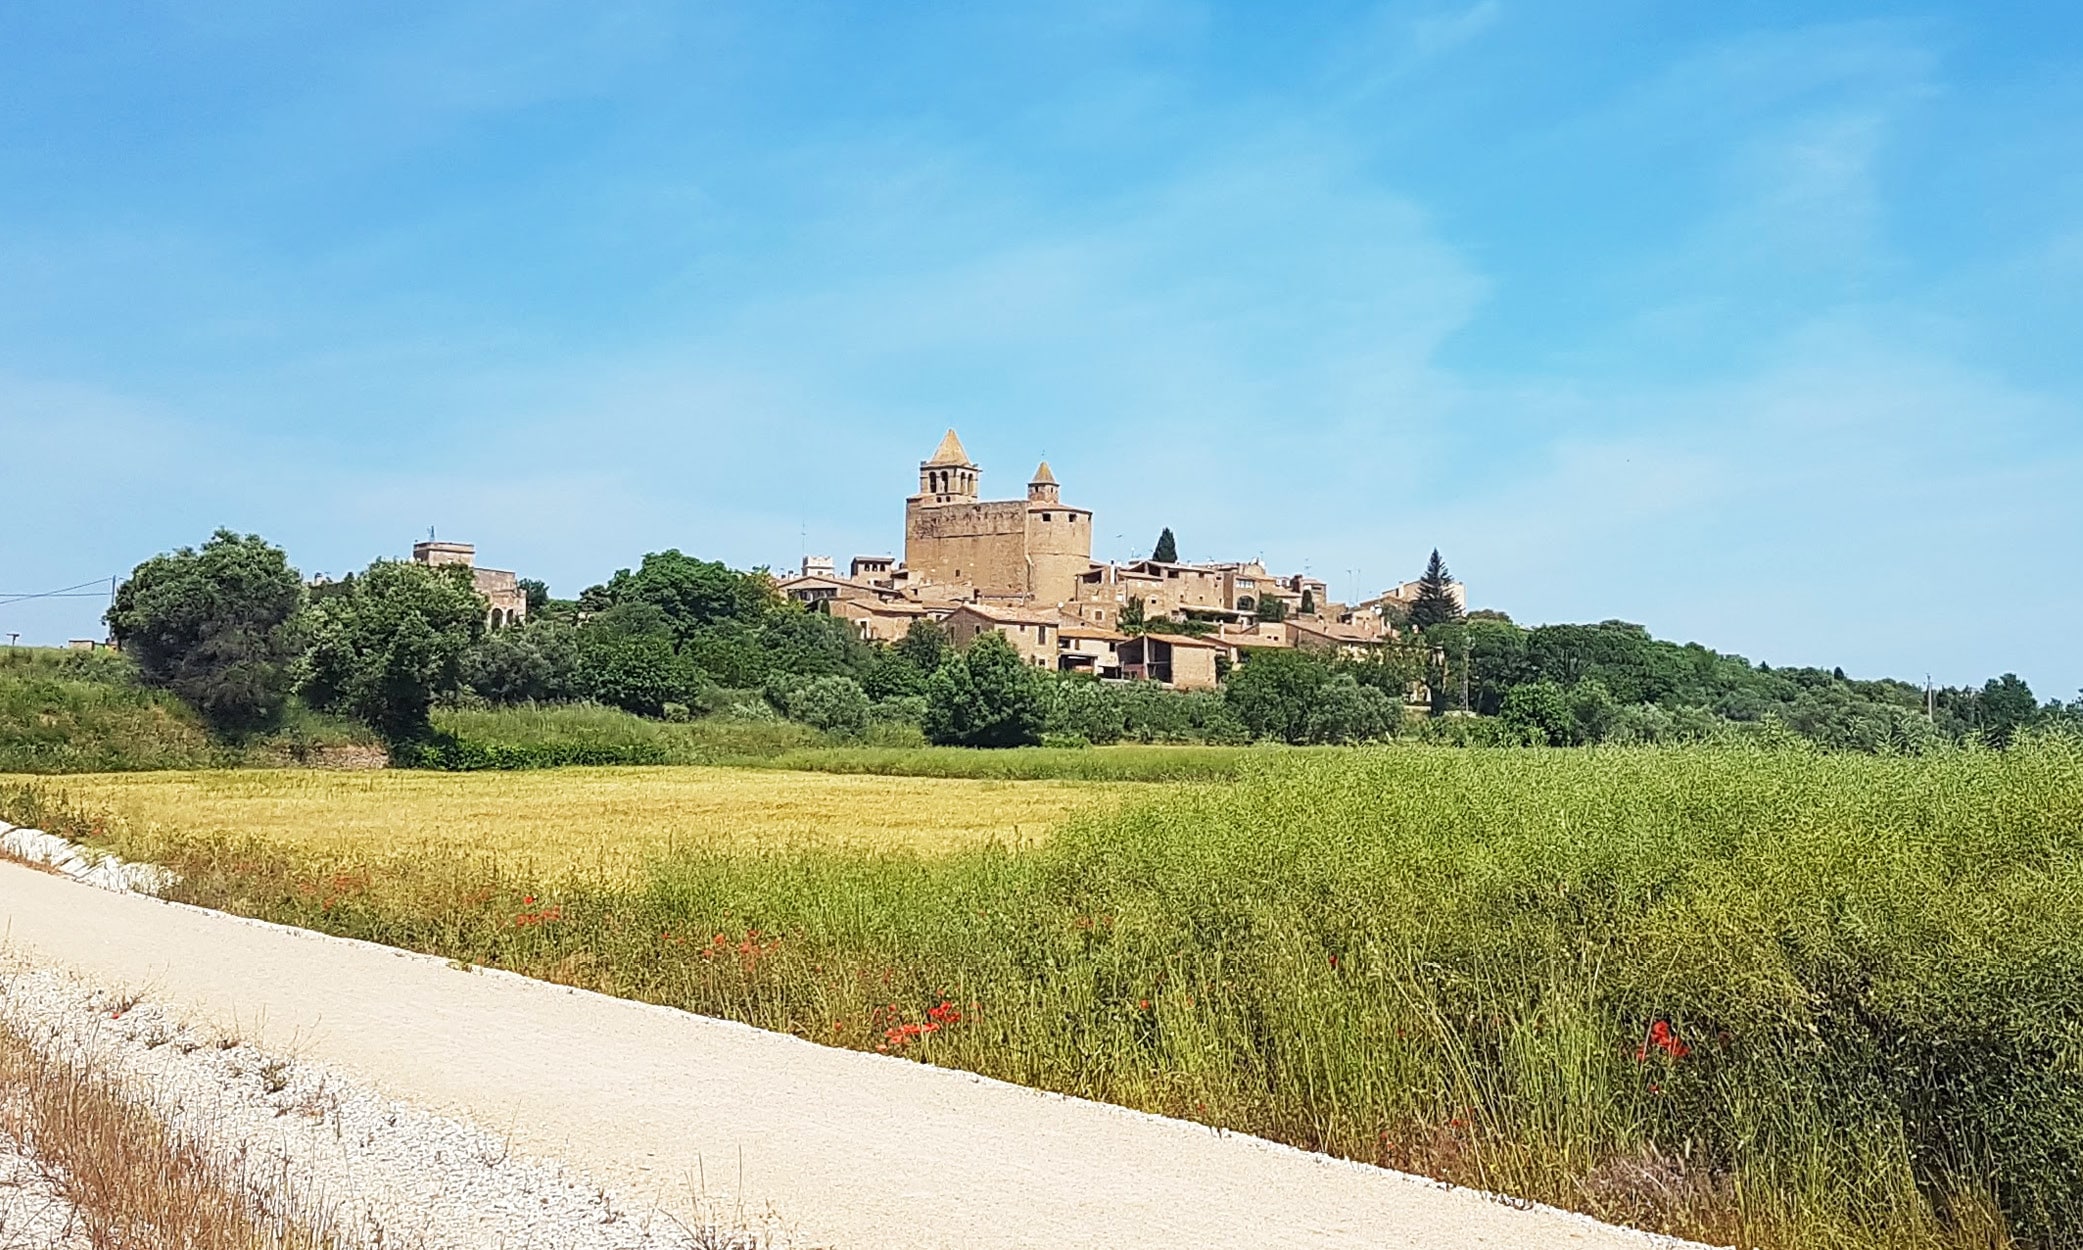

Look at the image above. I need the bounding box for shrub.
[784,675,872,736]
[579,633,709,718]
[462,619,585,705]
[1302,673,1398,743]
[922,634,1045,748]
[1225,649,1330,743]
[1046,677,1128,745]
[1500,680,1572,746]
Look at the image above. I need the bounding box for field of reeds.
[12,740,2083,1250]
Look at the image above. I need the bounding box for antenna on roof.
[427,526,436,541]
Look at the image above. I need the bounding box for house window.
[1043,513,1052,521]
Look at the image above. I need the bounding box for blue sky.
[3,2,2080,695]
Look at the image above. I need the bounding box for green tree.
[580,632,706,718]
[922,633,1045,748]
[1499,680,1572,746]
[865,618,949,699]
[1224,648,1329,743]
[105,529,307,737]
[1151,528,1178,563]
[581,551,774,643]
[1408,549,1463,629]
[302,560,485,742]
[1254,596,1289,623]
[1119,596,1147,635]
[1465,618,1532,715]
[462,617,584,704]
[894,618,950,674]
[1045,676,1129,745]
[1567,678,1618,744]
[681,620,770,688]
[761,606,875,679]
[1303,674,1397,743]
[785,674,872,736]
[517,578,551,615]
[1978,673,2039,747]
[1299,588,1316,616]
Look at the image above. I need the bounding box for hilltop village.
[776,431,1463,691]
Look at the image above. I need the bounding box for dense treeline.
[1416,616,2056,750]
[97,530,2081,756]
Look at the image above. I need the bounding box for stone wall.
[905,498,1031,598]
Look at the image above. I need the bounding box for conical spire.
[1030,460,1056,484]
[926,429,973,466]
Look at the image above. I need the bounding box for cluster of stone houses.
[778,431,1464,691]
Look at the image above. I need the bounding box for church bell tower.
[918,429,978,503]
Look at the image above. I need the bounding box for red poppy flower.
[1637,1019,1692,1061]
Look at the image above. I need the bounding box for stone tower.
[902,431,1091,605]
[1022,461,1091,606]
[917,429,978,502]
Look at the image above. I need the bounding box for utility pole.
[1461,633,1471,712]
[1926,674,1935,722]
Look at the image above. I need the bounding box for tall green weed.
[49,741,2083,1247]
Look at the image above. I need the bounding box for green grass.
[429,701,1275,780]
[0,646,380,773]
[0,647,222,772]
[753,743,1278,781]
[427,703,824,766]
[33,738,2083,1248]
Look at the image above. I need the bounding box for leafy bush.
[462,619,585,705]
[1045,677,1130,745]
[1501,680,1572,745]
[579,632,709,718]
[105,529,306,737]
[303,560,485,742]
[923,634,1045,748]
[1225,649,1332,743]
[783,675,872,736]
[1301,674,1398,743]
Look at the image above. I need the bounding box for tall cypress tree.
[1152,528,1178,563]
[1408,549,1463,629]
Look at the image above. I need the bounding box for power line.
[0,578,115,608]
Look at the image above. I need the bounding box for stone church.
[901,429,1092,606]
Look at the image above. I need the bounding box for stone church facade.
[901,430,1092,606]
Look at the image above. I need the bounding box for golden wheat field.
[15,767,1121,878]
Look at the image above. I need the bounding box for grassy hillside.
[0,648,221,772]
[30,740,2082,1248]
[0,646,378,772]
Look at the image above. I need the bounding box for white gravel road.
[0,859,1711,1249]
[0,956,773,1249]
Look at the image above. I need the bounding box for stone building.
[1116,634,1223,690]
[940,603,1064,668]
[904,431,1093,608]
[411,540,528,628]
